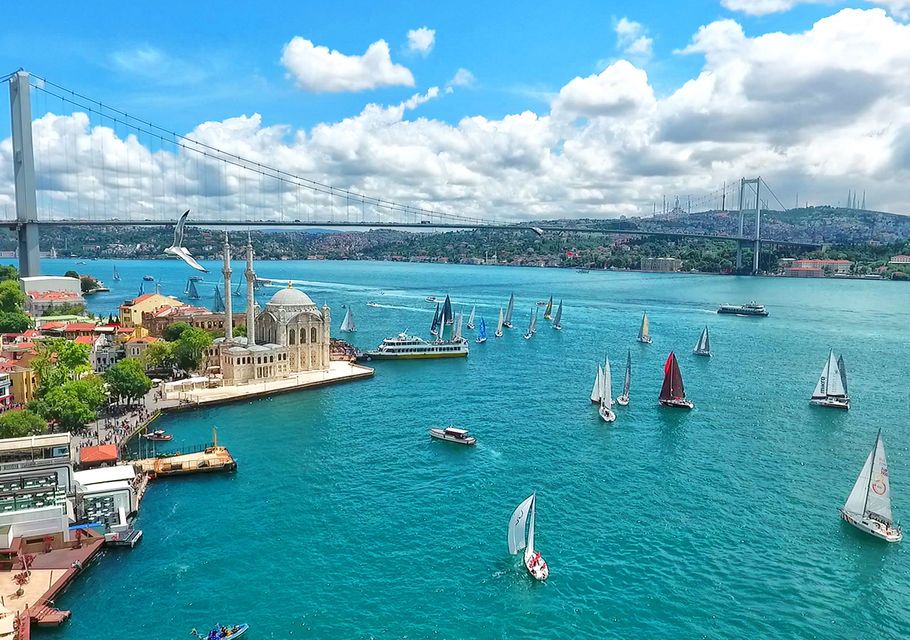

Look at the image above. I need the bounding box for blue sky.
[1,1,909,220]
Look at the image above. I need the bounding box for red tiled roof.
[40,321,67,331]
[79,444,119,464]
[74,336,95,345]
[63,323,98,332]
[128,294,156,304]
[22,329,40,338]
[126,336,160,344]
[27,291,82,302]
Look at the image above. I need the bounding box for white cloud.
[281,36,414,92]
[406,27,436,56]
[722,0,910,18]
[8,8,910,222]
[614,17,653,60]
[448,68,476,89]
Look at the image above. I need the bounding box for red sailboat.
[659,352,693,409]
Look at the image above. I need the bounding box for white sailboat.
[693,326,711,357]
[340,307,356,333]
[503,294,515,329]
[840,430,901,542]
[810,350,850,409]
[453,310,465,341]
[617,350,631,406]
[523,307,537,340]
[495,307,504,338]
[637,312,652,344]
[590,365,604,403]
[508,493,549,581]
[598,358,616,423]
[552,300,563,331]
[467,305,476,331]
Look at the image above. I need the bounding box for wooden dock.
[134,445,236,477]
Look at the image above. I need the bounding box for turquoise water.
[39,258,910,638]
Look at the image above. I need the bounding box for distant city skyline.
[2,1,910,220]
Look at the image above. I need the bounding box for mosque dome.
[266,285,316,309]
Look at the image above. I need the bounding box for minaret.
[222,232,233,343]
[245,234,256,345]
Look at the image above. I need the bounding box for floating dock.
[134,445,236,477]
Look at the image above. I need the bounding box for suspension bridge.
[5,70,817,278]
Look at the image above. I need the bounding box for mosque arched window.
[289,329,296,345]
[311,327,317,343]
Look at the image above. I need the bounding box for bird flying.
[164,209,207,272]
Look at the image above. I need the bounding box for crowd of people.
[74,401,154,452]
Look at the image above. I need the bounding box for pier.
[133,444,237,477]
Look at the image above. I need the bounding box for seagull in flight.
[164,209,207,272]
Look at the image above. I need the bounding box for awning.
[79,444,119,465]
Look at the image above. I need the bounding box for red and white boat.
[659,352,693,409]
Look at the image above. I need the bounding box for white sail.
[813,351,847,399]
[695,326,709,353]
[504,294,514,325]
[496,308,504,335]
[467,305,476,329]
[508,494,535,555]
[602,358,614,409]
[639,313,649,340]
[525,495,536,563]
[867,432,893,522]
[591,365,603,402]
[530,308,538,333]
[844,447,874,516]
[340,307,356,332]
[454,311,464,340]
[553,300,563,328]
[621,351,631,398]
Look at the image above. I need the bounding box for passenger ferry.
[365,332,469,360]
[717,301,768,317]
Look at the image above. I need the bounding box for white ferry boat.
[717,301,768,317]
[365,332,469,360]
[429,426,476,445]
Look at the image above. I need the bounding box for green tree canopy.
[0,266,18,282]
[163,321,193,342]
[172,326,213,372]
[104,358,152,404]
[0,410,47,439]
[143,341,175,370]
[0,311,31,334]
[42,303,87,317]
[232,324,247,338]
[64,270,80,279]
[79,275,100,293]
[32,338,91,397]
[0,281,25,313]
[65,376,107,412]
[32,387,96,432]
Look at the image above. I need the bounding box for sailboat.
[598,358,616,423]
[810,350,850,409]
[212,284,225,313]
[441,295,454,326]
[637,312,652,344]
[503,294,514,329]
[186,278,200,300]
[693,326,711,357]
[552,300,563,331]
[507,493,549,581]
[840,429,902,542]
[430,303,441,337]
[234,275,243,296]
[453,310,464,341]
[659,352,693,409]
[495,308,504,338]
[617,350,631,406]
[543,296,553,321]
[340,307,356,333]
[467,306,476,331]
[112,266,121,282]
[476,318,487,344]
[838,354,849,399]
[523,307,537,340]
[590,365,604,403]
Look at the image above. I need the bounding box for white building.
[90,333,122,373]
[19,276,81,296]
[210,234,331,385]
[74,464,140,537]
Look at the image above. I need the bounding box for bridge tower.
[735,177,762,274]
[9,70,40,276]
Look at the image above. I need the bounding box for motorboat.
[425,296,439,303]
[142,275,155,282]
[143,430,173,441]
[366,301,380,308]
[192,624,249,639]
[429,426,476,445]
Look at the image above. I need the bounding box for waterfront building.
[124,335,160,360]
[143,305,246,338]
[0,433,72,465]
[74,464,140,537]
[20,276,86,316]
[789,259,852,275]
[784,266,825,278]
[889,254,910,264]
[210,234,331,384]
[640,257,684,272]
[118,293,184,329]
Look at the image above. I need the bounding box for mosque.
[210,233,332,385]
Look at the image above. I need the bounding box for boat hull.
[475,337,487,344]
[525,554,549,581]
[553,325,561,331]
[659,398,693,410]
[503,323,512,329]
[523,333,533,340]
[693,350,711,357]
[367,351,467,360]
[810,398,850,410]
[598,406,616,423]
[429,429,476,445]
[638,336,652,344]
[616,396,629,406]
[840,509,902,542]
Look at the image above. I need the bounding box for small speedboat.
[366,301,380,308]
[142,275,155,282]
[536,300,548,307]
[192,624,249,639]
[429,426,476,445]
[189,275,204,282]
[143,430,173,441]
[425,296,439,303]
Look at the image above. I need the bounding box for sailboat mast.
[862,429,882,516]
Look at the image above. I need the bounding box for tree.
[163,322,193,342]
[105,358,152,404]
[0,281,25,313]
[232,324,247,338]
[172,327,213,372]
[143,341,175,370]
[0,311,31,333]
[33,387,95,432]
[79,275,100,293]
[42,303,87,317]
[65,377,107,412]
[64,270,80,279]
[0,265,18,282]
[0,410,47,439]
[32,338,91,397]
